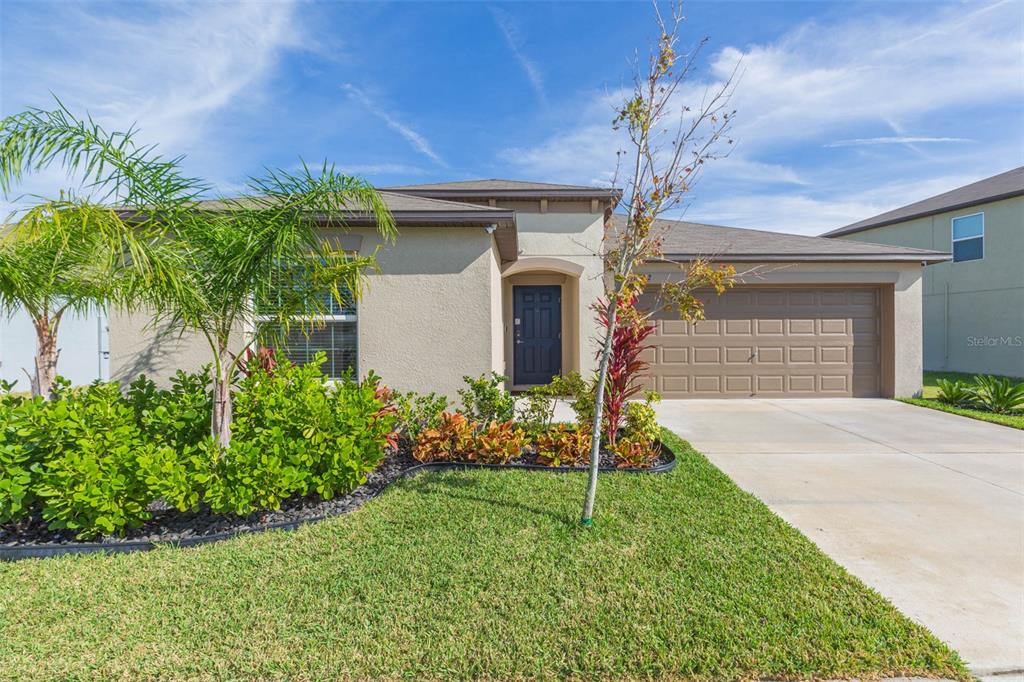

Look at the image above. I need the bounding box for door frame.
[512,284,563,386]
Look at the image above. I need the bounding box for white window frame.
[951,211,984,263]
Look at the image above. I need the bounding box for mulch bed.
[0,441,671,555]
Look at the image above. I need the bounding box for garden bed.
[0,440,673,559]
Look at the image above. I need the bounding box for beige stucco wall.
[498,201,606,386]
[109,225,501,400]
[640,260,926,397]
[835,196,1024,377]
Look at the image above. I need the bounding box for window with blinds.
[270,319,357,379]
[257,277,358,379]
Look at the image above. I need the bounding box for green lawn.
[0,430,967,681]
[909,371,1024,429]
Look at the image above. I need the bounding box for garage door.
[639,286,882,398]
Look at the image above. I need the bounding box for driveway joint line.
[765,400,1024,498]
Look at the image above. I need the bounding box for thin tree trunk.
[581,298,619,525]
[211,343,233,448]
[30,314,60,399]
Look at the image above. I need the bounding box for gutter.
[657,253,952,264]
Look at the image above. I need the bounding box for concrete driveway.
[655,399,1024,678]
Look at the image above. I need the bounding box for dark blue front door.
[513,285,561,385]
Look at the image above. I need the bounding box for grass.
[0,430,967,681]
[906,370,1024,429]
[921,370,1023,399]
[900,397,1024,430]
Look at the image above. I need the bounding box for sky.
[1,0,1023,238]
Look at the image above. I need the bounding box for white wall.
[0,308,108,388]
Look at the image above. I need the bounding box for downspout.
[944,281,950,370]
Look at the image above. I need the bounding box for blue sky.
[2,0,1022,235]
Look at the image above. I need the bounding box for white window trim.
[951,211,984,263]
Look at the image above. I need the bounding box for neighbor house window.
[257,279,358,379]
[951,212,984,262]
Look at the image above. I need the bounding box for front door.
[513,285,562,385]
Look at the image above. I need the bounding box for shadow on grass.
[404,472,574,525]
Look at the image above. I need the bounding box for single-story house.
[823,167,1024,378]
[109,179,949,399]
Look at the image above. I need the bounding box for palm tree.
[151,162,396,447]
[0,101,203,397]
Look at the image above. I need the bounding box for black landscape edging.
[0,444,675,561]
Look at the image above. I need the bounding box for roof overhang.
[657,252,952,264]
[823,187,1024,237]
[386,187,623,203]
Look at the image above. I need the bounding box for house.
[823,167,1024,378]
[109,179,949,399]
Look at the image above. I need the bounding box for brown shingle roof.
[823,166,1024,237]
[384,178,622,202]
[614,215,950,263]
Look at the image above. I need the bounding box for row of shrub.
[935,375,1024,414]
[393,372,663,469]
[0,355,394,539]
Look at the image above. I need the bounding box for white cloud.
[1,0,306,205]
[825,137,972,148]
[687,171,991,235]
[341,84,446,167]
[489,7,546,105]
[500,1,1023,232]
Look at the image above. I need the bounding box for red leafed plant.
[236,346,279,378]
[596,295,656,447]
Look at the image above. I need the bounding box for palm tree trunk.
[211,342,233,448]
[30,314,60,399]
[581,298,618,525]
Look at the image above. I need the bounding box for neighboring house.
[0,309,108,388]
[823,167,1024,378]
[109,179,948,399]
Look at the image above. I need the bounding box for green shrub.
[393,391,449,441]
[935,378,974,406]
[624,397,660,446]
[516,384,556,435]
[548,372,596,430]
[203,355,394,515]
[970,375,1024,414]
[458,373,515,424]
[0,395,44,522]
[30,383,156,538]
[128,369,211,450]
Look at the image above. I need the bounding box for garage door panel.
[643,286,882,398]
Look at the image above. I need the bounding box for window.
[257,279,358,379]
[951,212,984,262]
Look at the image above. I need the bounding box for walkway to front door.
[513,285,561,385]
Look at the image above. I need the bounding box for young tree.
[0,102,202,397]
[581,4,739,524]
[149,163,396,448]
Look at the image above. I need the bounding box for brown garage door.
[638,286,882,398]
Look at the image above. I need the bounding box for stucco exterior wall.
[353,225,497,398]
[108,312,246,387]
[500,201,606,381]
[640,260,926,397]
[108,225,501,399]
[835,196,1024,377]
